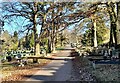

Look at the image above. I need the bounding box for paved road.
[25,45,75,81]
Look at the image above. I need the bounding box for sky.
[2,14,75,39]
[3,18,75,38]
[1,2,77,39]
[3,18,42,38]
[1,1,110,39]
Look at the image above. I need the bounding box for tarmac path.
[25,45,75,81]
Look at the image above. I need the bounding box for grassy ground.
[91,63,120,81]
[71,56,97,81]
[1,58,52,81]
[1,46,65,81]
[71,56,120,82]
[56,46,64,50]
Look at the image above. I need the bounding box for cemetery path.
[25,45,75,81]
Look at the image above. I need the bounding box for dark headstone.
[17,54,21,58]
[6,56,12,62]
[33,58,38,63]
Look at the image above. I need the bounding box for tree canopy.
[1,1,120,54]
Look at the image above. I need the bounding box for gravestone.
[33,58,38,63]
[6,56,12,62]
[17,54,21,58]
[103,50,108,59]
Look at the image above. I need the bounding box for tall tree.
[116,2,120,48]
[106,2,117,47]
[2,2,51,55]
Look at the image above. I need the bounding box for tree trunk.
[112,23,117,47]
[116,18,120,48]
[50,8,56,52]
[93,19,97,47]
[52,38,56,52]
[33,33,40,56]
[116,2,120,48]
[61,40,63,47]
[60,33,63,46]
[113,3,118,48]
[33,2,40,56]
[109,23,114,47]
[50,36,53,51]
[108,2,118,48]
[50,36,56,52]
[33,17,37,55]
[47,36,52,53]
[91,27,94,46]
[51,24,56,52]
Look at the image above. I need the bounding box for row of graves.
[1,47,47,67]
[86,46,120,69]
[1,48,34,66]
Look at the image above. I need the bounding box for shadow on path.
[23,48,80,81]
